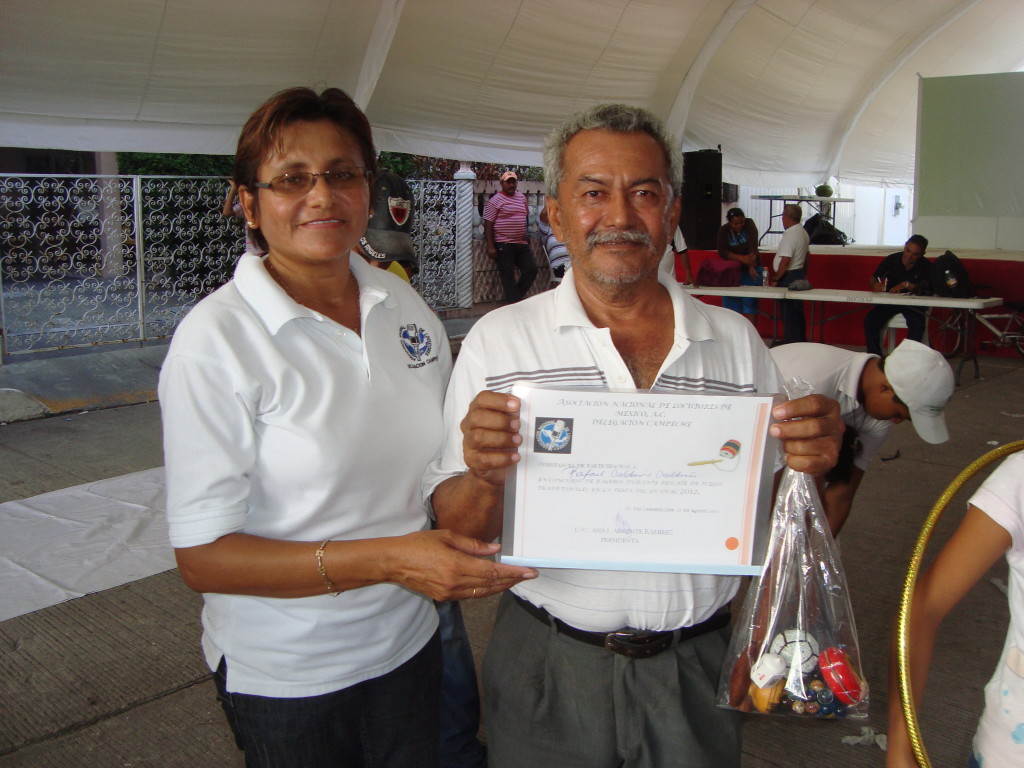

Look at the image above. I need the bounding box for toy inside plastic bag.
[716,379,868,718]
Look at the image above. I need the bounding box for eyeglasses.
[253,168,370,197]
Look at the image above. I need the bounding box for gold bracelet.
[315,539,342,597]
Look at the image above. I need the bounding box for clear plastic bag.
[716,380,868,718]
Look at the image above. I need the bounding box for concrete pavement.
[1,344,1022,766]
[0,313,486,425]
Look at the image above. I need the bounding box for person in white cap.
[772,339,955,535]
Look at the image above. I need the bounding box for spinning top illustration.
[719,439,741,458]
[687,439,743,470]
[714,438,741,472]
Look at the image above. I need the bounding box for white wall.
[727,183,912,249]
[915,73,1024,250]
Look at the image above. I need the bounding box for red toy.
[818,646,866,705]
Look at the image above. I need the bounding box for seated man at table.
[425,102,843,768]
[771,339,954,536]
[863,234,931,355]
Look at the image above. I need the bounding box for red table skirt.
[679,250,1024,352]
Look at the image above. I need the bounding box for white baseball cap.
[885,339,954,444]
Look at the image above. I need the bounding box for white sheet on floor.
[0,467,174,621]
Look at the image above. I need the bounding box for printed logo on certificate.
[533,417,574,454]
[500,385,783,575]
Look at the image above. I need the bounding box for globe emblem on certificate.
[534,417,573,454]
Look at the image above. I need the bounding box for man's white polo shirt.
[773,223,809,273]
[424,268,783,633]
[159,252,451,697]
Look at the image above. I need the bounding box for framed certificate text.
[500,385,782,575]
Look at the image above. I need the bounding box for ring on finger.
[472,587,478,598]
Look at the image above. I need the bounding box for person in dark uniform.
[863,234,931,355]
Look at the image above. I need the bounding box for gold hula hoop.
[896,439,1024,767]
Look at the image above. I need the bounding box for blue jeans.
[723,265,763,316]
[437,600,487,768]
[214,632,442,768]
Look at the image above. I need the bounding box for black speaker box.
[681,150,722,250]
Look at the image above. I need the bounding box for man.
[484,170,538,302]
[537,206,570,282]
[771,339,954,536]
[768,203,809,344]
[666,224,695,284]
[425,104,842,768]
[864,234,931,355]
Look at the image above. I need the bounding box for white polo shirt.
[159,252,451,697]
[424,268,783,632]
[770,343,889,471]
[773,223,809,273]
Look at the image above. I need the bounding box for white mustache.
[587,230,652,248]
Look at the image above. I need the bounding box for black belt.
[511,593,730,660]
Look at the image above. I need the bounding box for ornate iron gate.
[0,174,467,359]
[0,175,237,357]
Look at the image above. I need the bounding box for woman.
[158,87,536,768]
[716,207,763,322]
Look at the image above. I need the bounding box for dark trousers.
[863,304,926,356]
[777,268,807,344]
[437,600,487,768]
[214,632,442,768]
[495,242,537,302]
[482,593,741,768]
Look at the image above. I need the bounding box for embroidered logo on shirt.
[400,323,433,365]
[534,418,573,454]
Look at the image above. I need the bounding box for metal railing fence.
[0,175,466,359]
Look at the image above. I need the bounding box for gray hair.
[783,203,803,222]
[543,103,682,198]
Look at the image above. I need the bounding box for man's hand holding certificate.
[501,385,783,575]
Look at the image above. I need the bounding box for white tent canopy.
[2,0,1023,188]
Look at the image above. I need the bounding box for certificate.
[500,385,782,575]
